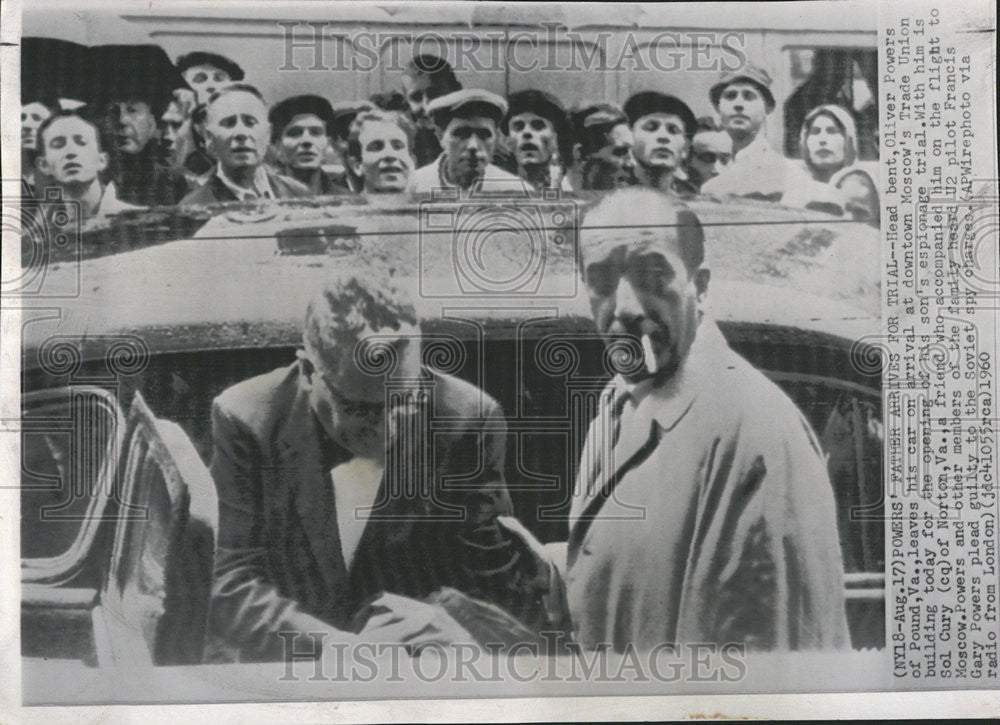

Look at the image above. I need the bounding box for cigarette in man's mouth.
[641,334,658,375]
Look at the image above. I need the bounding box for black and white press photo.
[2,0,997,720]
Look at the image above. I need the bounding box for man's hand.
[356,593,478,650]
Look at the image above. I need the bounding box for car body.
[17,194,884,674]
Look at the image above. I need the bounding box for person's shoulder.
[320,170,351,195]
[407,159,443,195]
[484,164,524,182]
[266,169,312,199]
[432,370,502,418]
[701,339,804,432]
[179,178,222,206]
[214,363,301,432]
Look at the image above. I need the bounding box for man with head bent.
[207,273,558,661]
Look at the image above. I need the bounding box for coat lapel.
[347,388,434,572]
[277,384,349,598]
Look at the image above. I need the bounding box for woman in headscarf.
[781,103,863,213]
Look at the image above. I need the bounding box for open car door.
[19,386,216,668]
[91,391,218,667]
[19,386,125,664]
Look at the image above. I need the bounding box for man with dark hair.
[176,51,245,104]
[345,111,415,194]
[207,273,559,661]
[408,89,523,195]
[624,91,698,195]
[701,63,787,200]
[179,84,311,205]
[502,89,571,192]
[90,44,190,207]
[567,103,638,191]
[685,116,733,192]
[33,111,141,222]
[158,88,200,182]
[21,99,55,196]
[401,54,462,168]
[328,100,376,193]
[268,94,350,196]
[566,187,849,652]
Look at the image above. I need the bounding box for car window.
[20,388,124,581]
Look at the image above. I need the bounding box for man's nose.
[614,278,643,318]
[467,136,486,155]
[623,150,637,170]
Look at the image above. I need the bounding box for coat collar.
[276,372,349,593]
[275,362,439,581]
[610,319,730,433]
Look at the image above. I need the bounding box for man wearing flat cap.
[624,91,698,196]
[176,51,245,105]
[180,85,311,205]
[503,89,572,192]
[269,94,350,197]
[408,89,524,196]
[566,187,850,652]
[701,63,787,200]
[90,44,191,207]
[567,103,638,192]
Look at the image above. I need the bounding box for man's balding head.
[581,187,706,276]
[580,188,709,383]
[300,274,422,457]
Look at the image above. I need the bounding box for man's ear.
[96,151,109,174]
[694,267,710,304]
[572,143,583,167]
[347,155,364,178]
[296,349,316,389]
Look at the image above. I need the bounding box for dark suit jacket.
[207,361,541,662]
[180,167,312,206]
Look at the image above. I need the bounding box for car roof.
[21,196,879,363]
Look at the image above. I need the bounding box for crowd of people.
[21,39,880,228]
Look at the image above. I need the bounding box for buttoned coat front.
[566,322,851,652]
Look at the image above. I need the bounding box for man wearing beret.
[624,91,699,196]
[408,89,524,196]
[567,103,639,192]
[269,94,350,197]
[502,89,572,193]
[566,187,850,652]
[176,51,245,105]
[180,85,311,205]
[701,63,787,200]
